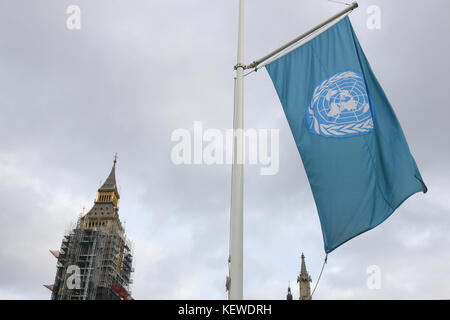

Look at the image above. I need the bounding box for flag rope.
[311,253,328,297]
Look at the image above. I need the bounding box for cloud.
[0,0,449,300]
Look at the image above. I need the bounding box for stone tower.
[46,157,134,300]
[297,253,312,300]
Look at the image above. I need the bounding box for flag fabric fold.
[266,17,427,253]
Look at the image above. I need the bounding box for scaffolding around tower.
[46,158,135,300]
[50,219,134,300]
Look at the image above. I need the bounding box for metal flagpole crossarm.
[245,1,358,70]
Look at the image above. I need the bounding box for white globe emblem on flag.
[306,71,374,137]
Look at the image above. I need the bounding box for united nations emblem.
[306,71,373,137]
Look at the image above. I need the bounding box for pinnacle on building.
[44,156,134,300]
[286,285,293,300]
[297,253,312,300]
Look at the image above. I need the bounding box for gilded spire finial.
[97,155,120,199]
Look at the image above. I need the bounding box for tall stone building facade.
[297,253,312,300]
[47,158,134,300]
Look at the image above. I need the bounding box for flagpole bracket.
[247,61,258,70]
[234,63,246,70]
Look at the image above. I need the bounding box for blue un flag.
[266,17,427,253]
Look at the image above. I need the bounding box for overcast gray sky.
[0,0,449,300]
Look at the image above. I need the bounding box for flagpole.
[229,0,244,300]
[227,0,358,300]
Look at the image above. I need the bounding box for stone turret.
[297,253,312,300]
[286,285,293,300]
